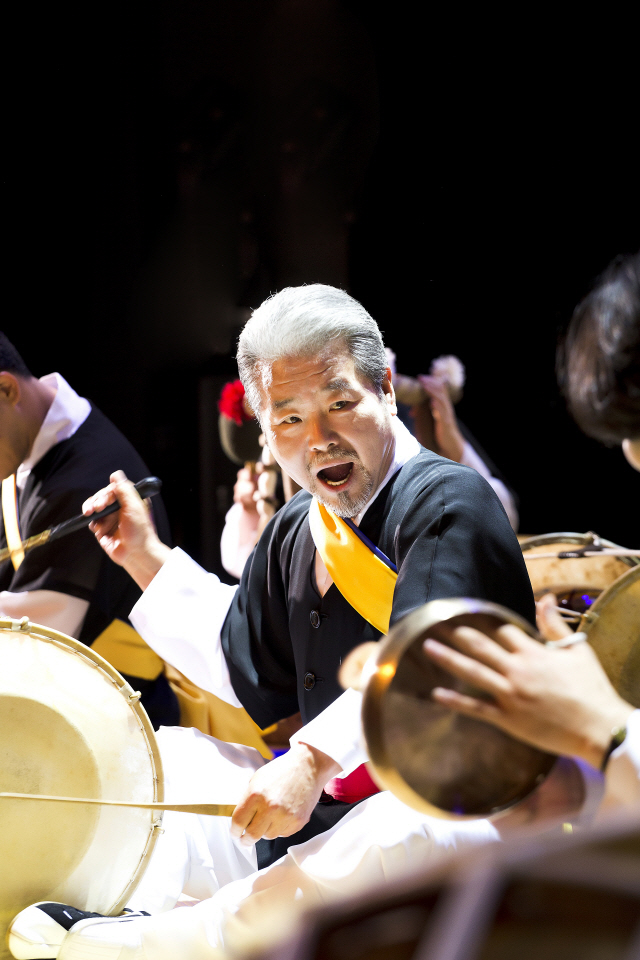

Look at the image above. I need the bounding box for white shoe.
[8,902,148,960]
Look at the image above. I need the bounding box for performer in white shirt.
[0,334,177,728]
[6,284,600,960]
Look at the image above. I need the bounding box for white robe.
[123,725,500,960]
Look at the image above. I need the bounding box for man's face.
[259,347,397,518]
[0,374,30,481]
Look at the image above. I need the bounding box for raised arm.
[82,470,171,590]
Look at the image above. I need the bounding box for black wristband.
[600,725,627,771]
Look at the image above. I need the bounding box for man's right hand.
[82,470,171,590]
[231,741,340,845]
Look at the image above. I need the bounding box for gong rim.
[362,599,556,821]
[580,565,640,708]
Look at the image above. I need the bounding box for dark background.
[5,1,639,579]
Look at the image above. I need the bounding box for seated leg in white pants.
[53,723,499,960]
[127,726,266,913]
[129,792,499,960]
[11,727,500,959]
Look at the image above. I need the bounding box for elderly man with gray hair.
[10,286,545,959]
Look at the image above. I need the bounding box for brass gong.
[580,564,640,708]
[360,599,556,820]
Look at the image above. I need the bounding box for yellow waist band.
[91,619,165,681]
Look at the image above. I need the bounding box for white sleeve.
[129,547,242,708]
[0,589,89,638]
[460,441,519,531]
[220,502,259,580]
[290,688,368,775]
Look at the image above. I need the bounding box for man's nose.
[307,414,337,451]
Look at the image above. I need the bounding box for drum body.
[361,599,555,819]
[0,618,164,942]
[581,564,640,708]
[520,532,638,609]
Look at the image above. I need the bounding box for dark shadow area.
[5,1,639,575]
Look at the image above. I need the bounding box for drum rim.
[0,616,165,915]
[580,563,640,626]
[362,598,554,821]
[520,532,640,568]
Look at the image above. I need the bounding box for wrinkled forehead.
[257,348,360,402]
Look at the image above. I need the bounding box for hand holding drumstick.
[82,470,171,591]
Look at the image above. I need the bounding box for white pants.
[101,726,500,959]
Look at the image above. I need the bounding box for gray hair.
[237,284,387,419]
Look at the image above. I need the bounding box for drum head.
[0,618,164,940]
[362,599,556,820]
[520,533,637,601]
[581,565,640,708]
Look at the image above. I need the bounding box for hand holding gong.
[424,594,634,770]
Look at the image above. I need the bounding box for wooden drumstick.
[526,549,640,559]
[0,792,236,818]
[0,477,162,565]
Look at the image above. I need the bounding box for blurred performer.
[388,349,519,530]
[423,252,640,809]
[218,379,300,580]
[0,333,178,729]
[6,286,596,960]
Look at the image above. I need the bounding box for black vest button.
[303,672,316,690]
[310,609,321,629]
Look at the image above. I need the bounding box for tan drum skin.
[520,532,638,598]
[0,617,164,957]
[580,564,640,709]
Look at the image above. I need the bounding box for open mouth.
[316,462,354,488]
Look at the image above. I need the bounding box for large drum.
[0,617,164,950]
[520,532,639,616]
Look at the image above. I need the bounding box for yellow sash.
[164,664,274,760]
[93,621,274,758]
[92,618,166,681]
[1,474,25,570]
[308,499,397,634]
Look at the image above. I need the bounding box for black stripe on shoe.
[35,904,105,932]
[34,904,149,931]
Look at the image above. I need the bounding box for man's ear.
[382,366,397,415]
[622,438,640,472]
[0,372,21,406]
